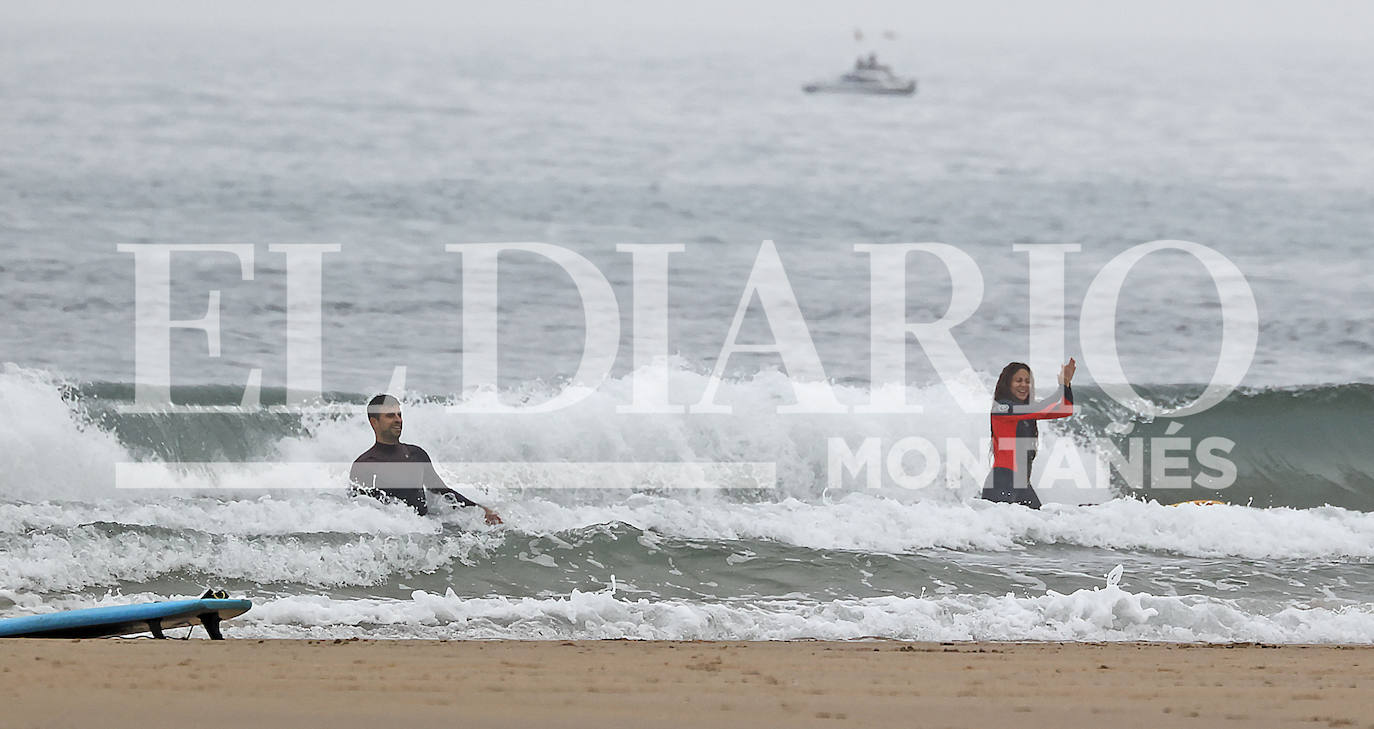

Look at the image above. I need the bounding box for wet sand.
[2,639,1370,728]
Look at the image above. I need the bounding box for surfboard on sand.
[0,598,252,640]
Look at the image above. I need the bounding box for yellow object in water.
[1168,499,1225,506]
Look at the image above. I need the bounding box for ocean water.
[1,25,1372,642]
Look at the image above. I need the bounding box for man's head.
[366,394,403,444]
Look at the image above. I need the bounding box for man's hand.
[482,507,503,525]
[1059,357,1077,385]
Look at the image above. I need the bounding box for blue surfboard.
[0,598,252,640]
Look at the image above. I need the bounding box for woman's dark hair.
[993,362,1034,404]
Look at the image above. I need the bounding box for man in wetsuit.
[349,394,502,523]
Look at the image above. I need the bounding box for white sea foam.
[502,493,1374,559]
[0,510,501,593]
[6,576,1372,644]
[3,493,1373,596]
[227,586,1374,643]
[0,364,133,501]
[6,490,1374,560]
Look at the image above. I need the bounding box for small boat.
[804,55,916,96]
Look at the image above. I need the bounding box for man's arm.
[415,447,503,524]
[417,455,477,506]
[348,461,377,497]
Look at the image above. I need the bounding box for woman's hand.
[483,507,503,525]
[1059,357,1076,385]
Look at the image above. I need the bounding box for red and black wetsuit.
[349,442,477,515]
[983,384,1074,508]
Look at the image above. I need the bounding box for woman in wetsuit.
[983,358,1076,508]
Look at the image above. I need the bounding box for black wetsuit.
[349,442,476,515]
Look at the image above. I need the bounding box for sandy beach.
[2,640,1369,728]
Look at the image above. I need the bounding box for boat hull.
[802,79,916,96]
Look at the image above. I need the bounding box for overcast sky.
[5,0,1373,41]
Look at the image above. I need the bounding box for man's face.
[371,407,403,441]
